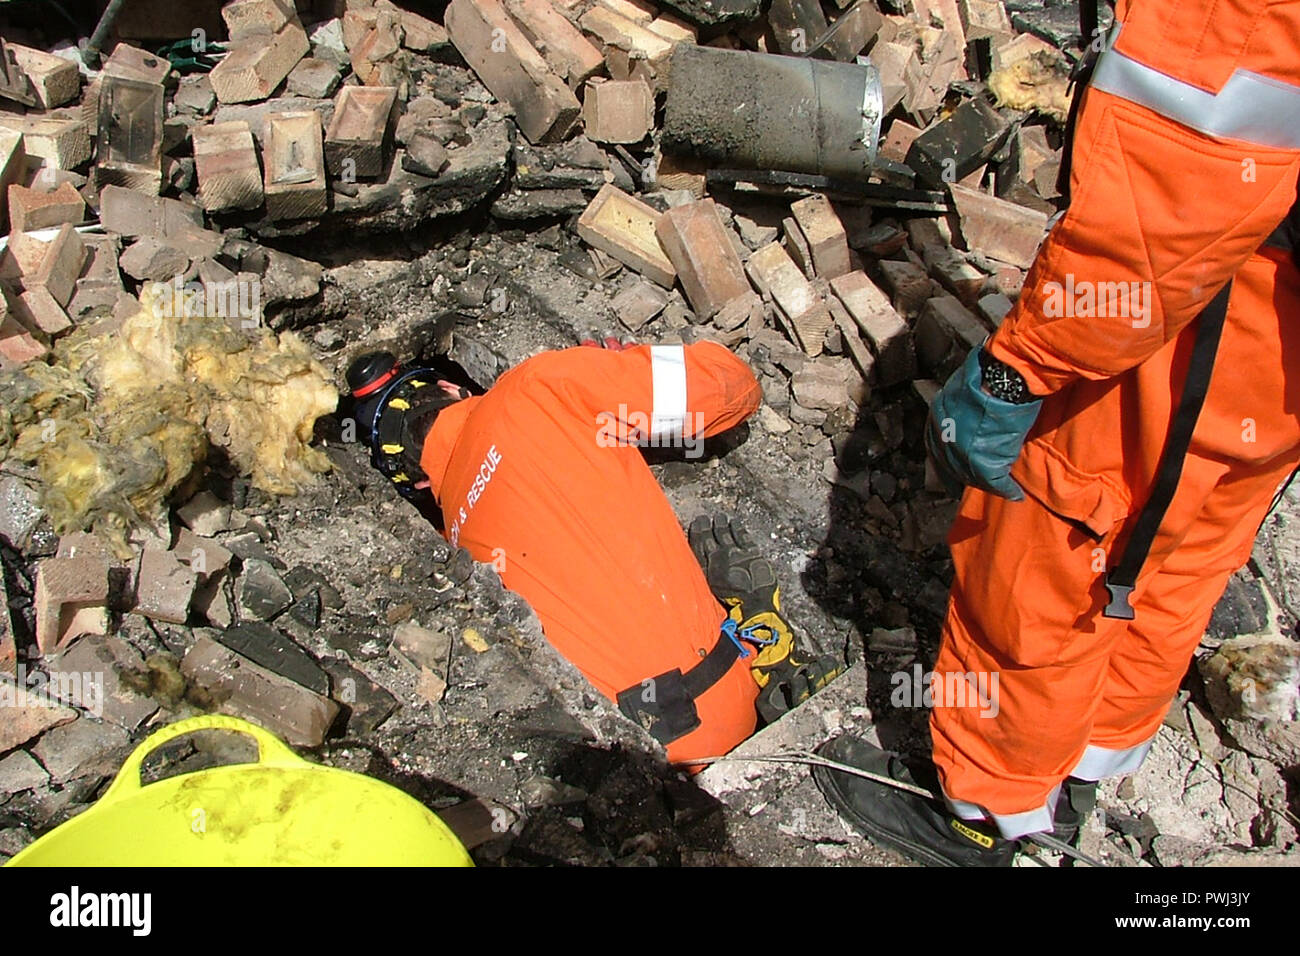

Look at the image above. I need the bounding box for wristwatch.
[978,349,1036,404]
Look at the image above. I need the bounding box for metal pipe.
[662,45,883,181]
[85,0,130,68]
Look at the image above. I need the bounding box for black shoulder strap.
[1055,0,1107,203]
[1103,280,1233,619]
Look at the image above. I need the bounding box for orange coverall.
[419,342,763,763]
[932,0,1300,836]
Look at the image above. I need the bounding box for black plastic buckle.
[1102,574,1136,620]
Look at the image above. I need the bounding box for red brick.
[581,78,653,144]
[830,270,917,386]
[446,0,580,145]
[6,182,84,233]
[34,555,110,655]
[790,194,852,279]
[654,199,750,318]
[949,182,1049,269]
[505,0,604,85]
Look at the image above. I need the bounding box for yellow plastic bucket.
[5,714,473,866]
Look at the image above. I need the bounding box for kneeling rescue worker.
[815,0,1300,864]
[348,338,841,764]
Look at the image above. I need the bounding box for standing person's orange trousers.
[929,0,1300,836]
[932,247,1300,834]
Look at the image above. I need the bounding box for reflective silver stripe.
[1070,738,1152,781]
[649,344,687,438]
[943,784,1058,840]
[1091,23,1300,149]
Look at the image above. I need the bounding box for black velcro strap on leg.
[1103,280,1233,619]
[616,632,741,746]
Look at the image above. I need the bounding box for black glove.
[689,514,844,722]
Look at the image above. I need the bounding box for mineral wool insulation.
[0,289,337,548]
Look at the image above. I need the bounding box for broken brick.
[0,304,48,368]
[34,554,110,655]
[133,548,196,625]
[782,216,815,277]
[96,74,166,194]
[878,118,922,164]
[768,0,828,56]
[876,258,933,317]
[15,287,72,337]
[6,181,84,233]
[395,4,451,52]
[98,184,205,239]
[611,279,669,331]
[504,0,605,86]
[790,360,850,411]
[325,85,398,179]
[916,293,987,374]
[0,127,25,232]
[0,675,77,752]
[180,635,340,748]
[22,223,88,308]
[0,115,91,170]
[949,182,1049,269]
[582,78,653,144]
[222,0,297,42]
[576,184,676,288]
[579,5,675,76]
[923,244,986,307]
[193,120,264,212]
[746,241,833,357]
[654,199,750,318]
[790,194,852,279]
[286,57,342,99]
[817,0,884,61]
[101,42,172,84]
[906,97,1009,189]
[7,43,79,109]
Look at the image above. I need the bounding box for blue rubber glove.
[924,346,1042,501]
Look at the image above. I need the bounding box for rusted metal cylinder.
[662,45,883,181]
